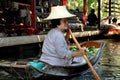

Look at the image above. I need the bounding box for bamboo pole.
[68,29,101,80]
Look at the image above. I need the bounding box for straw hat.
[44,6,76,20]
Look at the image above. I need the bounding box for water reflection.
[99,39,120,80]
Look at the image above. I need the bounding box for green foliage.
[67,0,120,19]
[86,0,95,14]
[86,46,97,53]
[69,46,79,52]
[69,45,97,59]
[67,0,83,10]
[86,46,97,59]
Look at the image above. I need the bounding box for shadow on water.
[0,35,120,80]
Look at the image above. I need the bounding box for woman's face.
[58,18,68,31]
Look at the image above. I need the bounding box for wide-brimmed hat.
[44,6,76,20]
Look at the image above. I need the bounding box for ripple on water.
[98,39,120,80]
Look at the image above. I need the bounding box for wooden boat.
[32,41,105,78]
[107,27,120,35]
[0,41,105,80]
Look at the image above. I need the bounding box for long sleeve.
[40,28,72,66]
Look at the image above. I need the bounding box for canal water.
[70,38,120,80]
[0,36,120,80]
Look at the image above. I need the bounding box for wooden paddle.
[68,28,101,80]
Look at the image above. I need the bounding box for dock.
[0,30,102,47]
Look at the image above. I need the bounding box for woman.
[39,6,86,66]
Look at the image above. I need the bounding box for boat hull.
[32,41,105,78]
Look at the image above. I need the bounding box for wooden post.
[31,0,35,28]
[82,0,86,25]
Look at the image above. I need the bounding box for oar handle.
[68,29,101,80]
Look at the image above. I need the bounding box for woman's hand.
[77,48,86,56]
[72,48,86,57]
